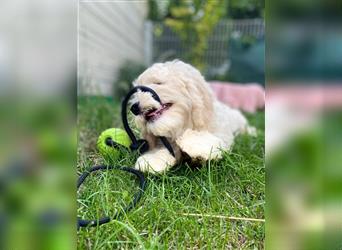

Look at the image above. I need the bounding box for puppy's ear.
[185,78,214,130]
[173,61,214,131]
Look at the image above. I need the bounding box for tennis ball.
[97,128,131,160]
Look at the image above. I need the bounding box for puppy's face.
[131,63,193,140]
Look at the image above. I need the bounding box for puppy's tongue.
[146,109,159,117]
[145,103,172,121]
[145,105,164,117]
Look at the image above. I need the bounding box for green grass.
[77,96,265,249]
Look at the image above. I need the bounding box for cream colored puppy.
[131,60,255,173]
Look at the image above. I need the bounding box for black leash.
[121,86,175,157]
[77,165,146,229]
[77,86,174,229]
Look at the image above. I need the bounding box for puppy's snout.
[130,102,141,115]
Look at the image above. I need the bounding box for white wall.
[78,0,147,96]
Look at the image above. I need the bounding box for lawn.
[77,96,265,249]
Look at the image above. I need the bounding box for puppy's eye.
[154,82,162,85]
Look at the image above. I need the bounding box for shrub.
[113,61,146,100]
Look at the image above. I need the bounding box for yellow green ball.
[97,128,131,159]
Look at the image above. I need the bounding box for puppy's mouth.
[143,103,172,122]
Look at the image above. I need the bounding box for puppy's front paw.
[134,148,176,173]
[176,129,224,161]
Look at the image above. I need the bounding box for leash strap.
[77,165,146,229]
[121,86,175,157]
[77,85,174,229]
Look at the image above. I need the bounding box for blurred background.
[0,0,76,249]
[0,0,341,249]
[266,0,342,249]
[78,0,265,98]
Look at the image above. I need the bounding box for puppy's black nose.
[130,102,141,115]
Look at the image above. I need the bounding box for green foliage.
[227,0,265,19]
[147,0,264,21]
[113,61,145,101]
[164,0,227,70]
[146,0,264,71]
[147,0,163,21]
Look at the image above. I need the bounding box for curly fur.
[132,60,255,173]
